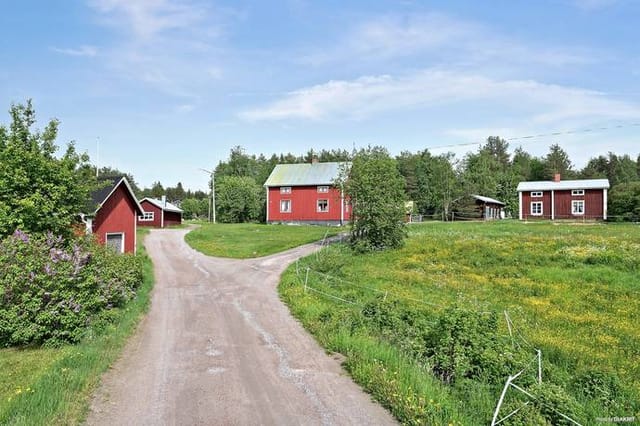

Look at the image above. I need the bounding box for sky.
[1,0,639,191]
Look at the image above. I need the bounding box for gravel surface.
[86,228,396,425]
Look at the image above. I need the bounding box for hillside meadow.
[279,221,639,425]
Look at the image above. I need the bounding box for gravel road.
[86,228,396,425]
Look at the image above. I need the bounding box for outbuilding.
[87,176,144,254]
[517,175,610,220]
[137,197,183,228]
[264,161,351,225]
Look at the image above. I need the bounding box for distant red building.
[264,161,351,225]
[88,176,144,253]
[137,197,183,228]
[517,175,609,220]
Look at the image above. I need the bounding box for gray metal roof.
[142,197,183,213]
[264,162,348,187]
[472,194,505,206]
[517,179,610,192]
[91,176,144,215]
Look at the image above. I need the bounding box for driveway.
[87,228,396,425]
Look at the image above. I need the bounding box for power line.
[428,122,640,151]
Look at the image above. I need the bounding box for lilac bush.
[0,230,142,346]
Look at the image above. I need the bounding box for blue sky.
[1,0,639,191]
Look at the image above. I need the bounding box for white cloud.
[89,0,208,41]
[51,45,98,57]
[239,69,640,125]
[301,13,592,68]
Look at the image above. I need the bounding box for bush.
[0,230,142,346]
[425,304,524,385]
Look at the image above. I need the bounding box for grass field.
[185,222,344,258]
[279,221,640,425]
[0,229,154,425]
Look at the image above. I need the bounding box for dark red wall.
[267,186,350,223]
[138,200,183,228]
[521,189,605,220]
[93,184,138,253]
[138,200,162,227]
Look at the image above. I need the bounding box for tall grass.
[279,221,640,424]
[0,230,154,425]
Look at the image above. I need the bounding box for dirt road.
[87,228,396,425]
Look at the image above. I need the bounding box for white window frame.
[280,186,292,194]
[572,200,585,215]
[571,189,585,196]
[317,199,329,213]
[280,199,291,213]
[530,201,543,216]
[317,185,329,193]
[105,232,125,253]
[531,191,543,198]
[139,211,154,221]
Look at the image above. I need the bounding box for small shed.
[472,195,506,220]
[87,176,144,254]
[138,197,183,228]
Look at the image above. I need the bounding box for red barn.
[517,175,610,220]
[88,176,144,253]
[137,197,183,228]
[264,161,351,225]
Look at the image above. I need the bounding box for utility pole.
[198,168,216,223]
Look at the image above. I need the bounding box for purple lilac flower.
[12,229,29,243]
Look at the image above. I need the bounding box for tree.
[0,100,95,237]
[180,198,209,220]
[215,176,262,223]
[544,144,574,179]
[343,146,406,252]
[608,182,640,221]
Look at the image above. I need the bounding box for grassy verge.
[279,221,640,424]
[0,229,154,425]
[185,222,343,258]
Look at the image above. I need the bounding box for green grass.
[0,229,154,425]
[279,221,640,425]
[185,222,344,258]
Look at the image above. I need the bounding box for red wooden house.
[264,161,351,225]
[137,197,183,228]
[87,176,144,253]
[517,175,609,220]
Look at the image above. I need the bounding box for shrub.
[425,304,524,385]
[502,383,582,425]
[0,230,142,346]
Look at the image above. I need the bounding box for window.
[571,189,584,196]
[139,211,154,221]
[317,199,329,213]
[317,185,329,193]
[280,187,291,194]
[106,233,124,253]
[280,199,291,213]
[572,200,585,215]
[531,191,543,197]
[531,202,543,216]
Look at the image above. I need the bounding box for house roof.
[472,194,505,206]
[264,162,348,187]
[141,197,183,213]
[517,179,610,192]
[91,176,144,215]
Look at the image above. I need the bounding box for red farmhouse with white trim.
[264,161,351,225]
[137,197,183,228]
[88,176,144,254]
[517,175,610,220]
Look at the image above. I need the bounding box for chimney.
[161,195,167,207]
[311,157,319,164]
[553,173,561,182]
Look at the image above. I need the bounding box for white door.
[106,233,124,253]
